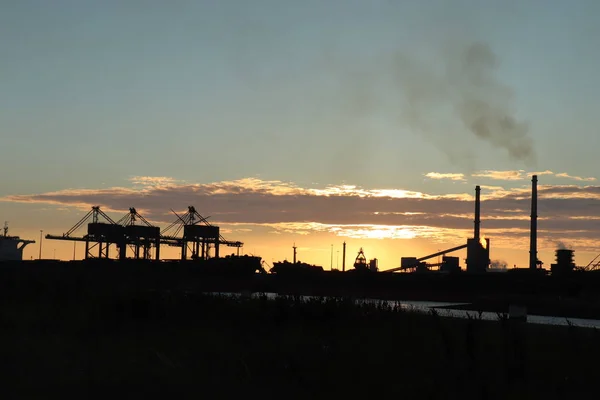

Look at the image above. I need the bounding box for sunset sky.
[2,1,600,270]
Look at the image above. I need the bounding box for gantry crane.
[46,206,162,260]
[160,206,243,260]
[115,207,161,260]
[45,206,124,259]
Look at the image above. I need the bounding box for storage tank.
[369,258,378,272]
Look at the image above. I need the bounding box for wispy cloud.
[2,176,600,251]
[265,222,464,242]
[555,173,596,182]
[424,172,466,181]
[130,176,182,187]
[469,170,596,183]
[527,170,554,176]
[471,170,525,181]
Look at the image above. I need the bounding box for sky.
[1,0,600,270]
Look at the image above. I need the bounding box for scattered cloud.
[309,185,434,199]
[469,170,597,183]
[555,173,596,182]
[527,170,554,176]
[471,170,525,181]
[130,176,180,187]
[424,172,466,181]
[479,185,505,191]
[2,176,600,252]
[264,222,462,242]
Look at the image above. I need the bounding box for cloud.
[2,176,600,251]
[555,173,596,182]
[479,185,506,191]
[263,222,462,241]
[467,170,597,183]
[130,176,180,187]
[424,172,466,181]
[471,170,525,181]
[527,170,554,177]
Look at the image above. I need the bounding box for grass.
[1,289,599,398]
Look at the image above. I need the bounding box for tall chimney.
[474,186,481,242]
[342,241,346,272]
[293,243,297,264]
[529,175,538,270]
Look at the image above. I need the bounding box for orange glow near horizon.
[4,174,600,272]
[13,225,598,273]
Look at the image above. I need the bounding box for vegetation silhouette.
[2,280,600,398]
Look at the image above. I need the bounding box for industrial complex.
[0,174,595,278]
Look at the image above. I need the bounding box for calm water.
[206,291,600,329]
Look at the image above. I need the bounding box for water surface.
[206,291,600,329]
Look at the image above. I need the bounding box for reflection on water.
[206,291,600,329]
[425,307,600,329]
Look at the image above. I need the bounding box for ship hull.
[0,239,27,261]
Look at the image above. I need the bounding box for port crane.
[46,205,244,261]
[45,206,122,259]
[115,207,161,260]
[46,206,162,260]
[160,206,243,260]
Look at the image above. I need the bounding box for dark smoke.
[395,42,535,167]
[555,241,569,250]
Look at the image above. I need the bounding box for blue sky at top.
[1,0,599,196]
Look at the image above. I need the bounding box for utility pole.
[342,241,346,272]
[39,230,43,260]
[73,242,76,261]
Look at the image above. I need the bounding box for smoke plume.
[395,42,535,167]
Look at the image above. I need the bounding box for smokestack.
[474,185,481,242]
[529,175,538,270]
[342,241,346,272]
[293,243,297,264]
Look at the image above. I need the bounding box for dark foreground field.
[1,288,599,399]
